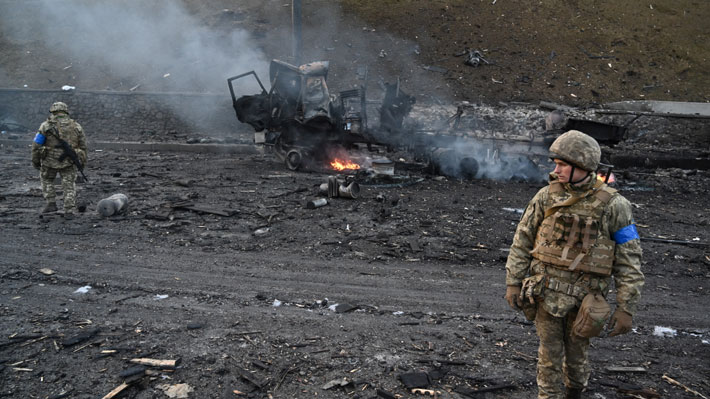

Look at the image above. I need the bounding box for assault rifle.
[48,125,89,183]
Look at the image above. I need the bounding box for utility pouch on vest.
[521,301,537,321]
[520,275,545,321]
[572,293,611,338]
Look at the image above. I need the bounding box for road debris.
[662,374,708,399]
[319,176,360,199]
[600,380,661,398]
[170,200,237,216]
[399,371,431,389]
[322,377,353,390]
[129,358,181,369]
[306,198,328,209]
[101,382,130,399]
[74,285,92,294]
[463,50,490,67]
[158,383,194,398]
[606,365,647,373]
[422,65,448,74]
[653,326,677,338]
[97,193,129,217]
[61,328,100,347]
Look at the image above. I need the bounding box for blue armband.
[34,132,46,145]
[613,224,640,244]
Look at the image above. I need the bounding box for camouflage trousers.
[40,165,77,213]
[535,305,590,399]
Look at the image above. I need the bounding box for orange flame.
[330,158,361,171]
[597,172,616,183]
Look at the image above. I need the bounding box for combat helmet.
[49,102,69,114]
[549,130,601,172]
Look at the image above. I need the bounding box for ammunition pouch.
[572,293,611,338]
[520,275,546,321]
[521,301,537,322]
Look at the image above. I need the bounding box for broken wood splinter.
[662,374,708,399]
[129,357,181,369]
[101,382,130,399]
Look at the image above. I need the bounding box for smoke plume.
[0,0,268,93]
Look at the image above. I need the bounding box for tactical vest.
[40,117,81,169]
[530,180,617,277]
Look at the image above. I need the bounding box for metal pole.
[292,0,302,65]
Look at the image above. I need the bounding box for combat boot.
[64,207,77,220]
[42,202,57,213]
[565,387,583,399]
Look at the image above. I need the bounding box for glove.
[505,285,523,309]
[608,309,633,337]
[33,161,41,170]
[77,149,87,166]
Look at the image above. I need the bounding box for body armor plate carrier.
[531,180,616,277]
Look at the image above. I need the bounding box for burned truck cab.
[229,60,339,169]
[268,60,334,133]
[228,59,413,171]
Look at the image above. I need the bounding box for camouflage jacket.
[32,114,87,170]
[505,173,644,317]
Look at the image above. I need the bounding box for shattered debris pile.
[402,100,710,175]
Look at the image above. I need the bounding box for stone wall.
[0,88,249,140]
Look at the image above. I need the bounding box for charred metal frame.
[227,59,414,171]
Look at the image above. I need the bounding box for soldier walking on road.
[31,102,88,219]
[504,130,644,399]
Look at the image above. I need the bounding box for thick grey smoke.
[404,103,551,182]
[0,1,552,181]
[0,0,268,93]
[446,141,549,182]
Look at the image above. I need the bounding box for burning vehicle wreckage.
[228,59,622,184]
[228,59,419,174]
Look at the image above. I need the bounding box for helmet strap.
[568,165,590,185]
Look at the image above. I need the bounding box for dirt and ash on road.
[1,1,709,399]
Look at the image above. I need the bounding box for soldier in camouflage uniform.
[31,102,88,218]
[504,130,644,399]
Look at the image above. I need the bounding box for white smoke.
[0,0,268,93]
[0,1,550,180]
[404,103,551,182]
